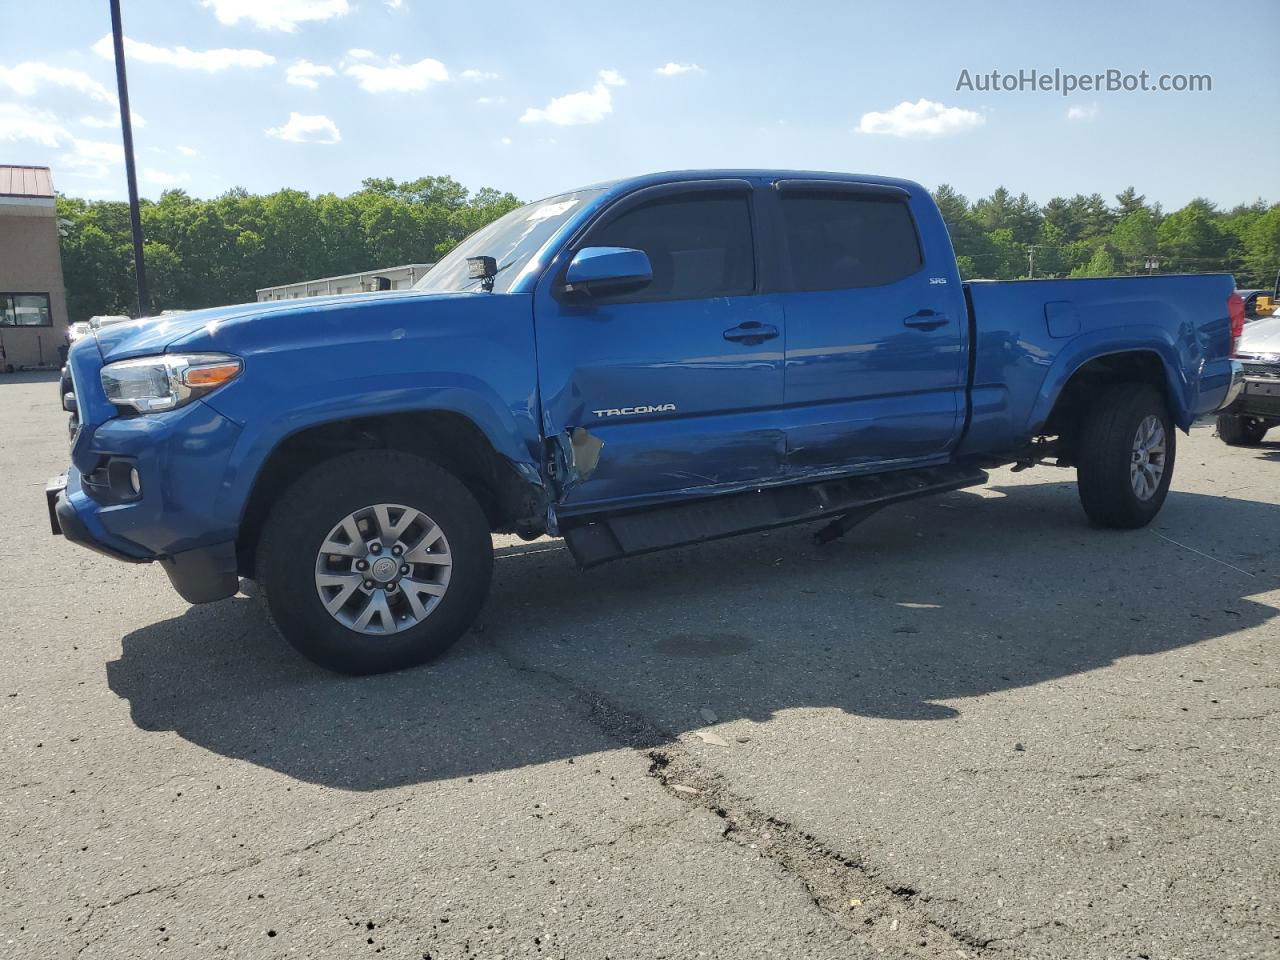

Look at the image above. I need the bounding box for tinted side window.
[780,194,922,291]
[584,192,754,301]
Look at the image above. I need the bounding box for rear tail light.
[1228,292,1245,354]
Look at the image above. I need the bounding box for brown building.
[0,165,69,370]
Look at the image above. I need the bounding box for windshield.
[413,189,600,294]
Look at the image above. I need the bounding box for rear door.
[534,180,786,511]
[769,180,967,471]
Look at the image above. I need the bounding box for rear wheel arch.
[236,410,545,578]
[1038,349,1178,465]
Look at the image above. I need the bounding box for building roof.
[256,263,434,295]
[0,165,55,198]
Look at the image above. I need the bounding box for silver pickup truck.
[1218,312,1280,445]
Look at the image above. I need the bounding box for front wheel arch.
[236,411,546,579]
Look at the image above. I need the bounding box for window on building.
[779,193,922,291]
[583,191,755,302]
[0,293,53,326]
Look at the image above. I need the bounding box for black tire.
[1216,414,1269,446]
[1076,383,1176,529]
[257,450,493,675]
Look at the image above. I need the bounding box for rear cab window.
[776,188,922,291]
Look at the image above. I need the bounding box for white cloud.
[0,103,124,178]
[655,62,704,76]
[386,0,404,7]
[176,144,199,157]
[460,69,499,81]
[202,0,350,31]
[0,62,115,104]
[499,136,512,146]
[1066,102,1100,121]
[476,95,506,105]
[287,59,336,88]
[142,168,191,186]
[857,98,985,138]
[79,112,146,129]
[92,35,275,72]
[346,48,376,61]
[61,138,125,178]
[344,53,448,93]
[266,112,341,143]
[0,103,65,147]
[520,70,625,126]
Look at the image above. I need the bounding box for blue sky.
[1,0,1277,208]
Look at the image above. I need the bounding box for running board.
[562,463,988,569]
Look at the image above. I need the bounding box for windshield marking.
[526,199,579,221]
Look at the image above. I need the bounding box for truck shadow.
[1248,439,1280,462]
[107,480,1279,791]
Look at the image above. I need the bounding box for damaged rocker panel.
[560,461,988,568]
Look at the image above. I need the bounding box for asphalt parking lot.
[2,370,1277,960]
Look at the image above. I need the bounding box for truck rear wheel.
[1216,414,1269,446]
[256,451,493,675]
[1075,384,1176,529]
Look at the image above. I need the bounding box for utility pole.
[1026,246,1035,279]
[108,0,148,316]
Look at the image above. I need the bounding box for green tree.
[1070,245,1119,278]
[973,187,1042,245]
[1111,208,1160,271]
[1240,206,1280,288]
[1157,199,1229,271]
[1114,186,1148,217]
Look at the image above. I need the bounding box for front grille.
[1241,362,1280,380]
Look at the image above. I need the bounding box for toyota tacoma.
[48,170,1246,673]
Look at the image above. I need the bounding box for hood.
[1238,315,1280,359]
[93,290,467,362]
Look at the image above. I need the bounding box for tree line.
[56,177,1278,322]
[57,176,522,321]
[935,184,1278,287]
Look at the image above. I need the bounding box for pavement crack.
[69,798,403,950]
[490,637,1001,957]
[509,808,700,868]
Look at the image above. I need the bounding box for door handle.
[723,321,779,345]
[903,310,950,330]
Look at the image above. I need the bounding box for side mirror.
[563,247,652,297]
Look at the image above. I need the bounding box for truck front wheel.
[1216,414,1269,446]
[1075,384,1176,529]
[256,451,493,675]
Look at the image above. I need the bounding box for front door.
[534,182,786,511]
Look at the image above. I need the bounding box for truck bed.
[957,273,1238,458]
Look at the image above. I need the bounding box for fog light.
[129,467,141,495]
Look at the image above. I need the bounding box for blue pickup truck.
[49,170,1246,674]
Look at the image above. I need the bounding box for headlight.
[100,353,242,414]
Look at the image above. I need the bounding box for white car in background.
[1218,313,1280,445]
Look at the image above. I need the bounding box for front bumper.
[47,382,247,605]
[49,472,239,603]
[1219,360,1280,420]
